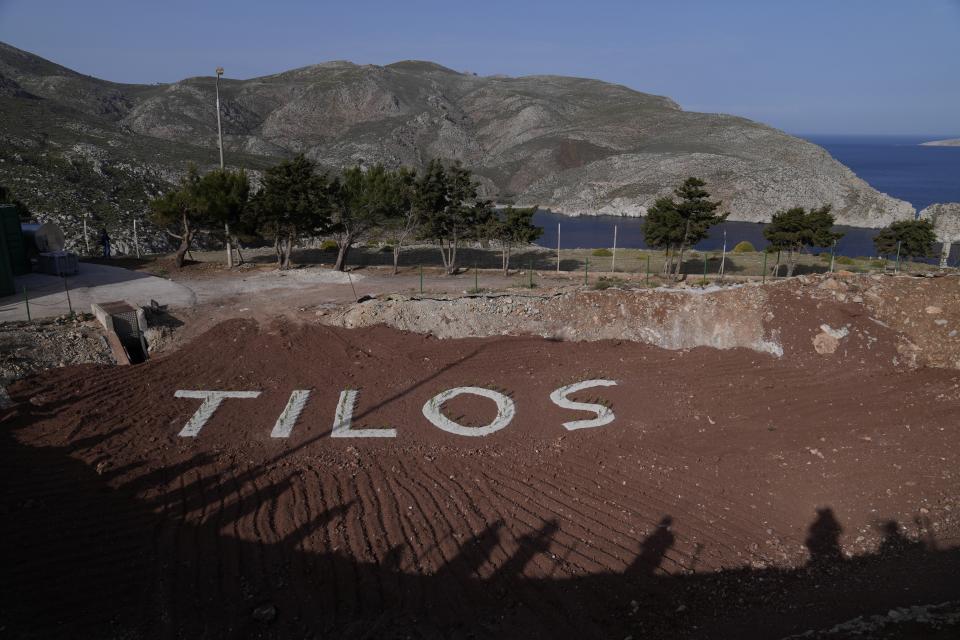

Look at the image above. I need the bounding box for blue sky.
[1,0,958,136]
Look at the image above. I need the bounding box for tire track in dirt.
[309,467,344,626]
[413,456,509,580]
[379,459,431,611]
[390,455,463,619]
[498,462,697,571]
[482,466,650,573]
[557,453,745,564]
[329,471,367,617]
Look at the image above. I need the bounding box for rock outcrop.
[919,202,960,267]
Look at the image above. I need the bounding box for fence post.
[23,285,30,322]
[719,230,727,282]
[556,222,561,273]
[612,224,617,273]
[133,219,141,258]
[584,257,589,286]
[762,252,767,284]
[895,240,902,273]
[64,277,73,315]
[703,254,708,283]
[646,253,651,286]
[419,264,423,295]
[528,260,533,288]
[474,263,478,292]
[830,239,837,273]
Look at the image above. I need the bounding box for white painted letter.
[271,389,311,438]
[331,389,396,438]
[422,386,515,437]
[174,390,262,437]
[549,380,617,431]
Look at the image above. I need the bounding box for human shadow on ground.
[1,399,958,640]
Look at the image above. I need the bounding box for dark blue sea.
[533,135,960,260]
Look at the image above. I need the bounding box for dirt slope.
[2,310,959,638]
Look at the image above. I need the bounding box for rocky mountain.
[920,138,960,147]
[0,40,914,254]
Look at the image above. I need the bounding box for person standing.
[99,228,111,259]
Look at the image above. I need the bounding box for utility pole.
[215,66,233,268]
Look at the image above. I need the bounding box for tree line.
[7,160,928,275]
[148,156,542,274]
[641,177,938,278]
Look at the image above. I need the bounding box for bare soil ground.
[0,313,112,388]
[1,270,959,639]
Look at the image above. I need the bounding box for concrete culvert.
[91,301,149,364]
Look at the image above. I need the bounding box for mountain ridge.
[0,40,915,249]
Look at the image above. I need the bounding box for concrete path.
[0,263,196,321]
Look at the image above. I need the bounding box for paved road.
[0,260,577,324]
[0,263,197,321]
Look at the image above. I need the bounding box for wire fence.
[0,276,76,321]
[205,244,936,280]
[1,242,944,322]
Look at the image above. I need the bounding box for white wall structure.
[331,389,397,438]
[422,386,516,437]
[174,390,262,437]
[549,380,617,430]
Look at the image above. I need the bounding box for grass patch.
[591,248,613,257]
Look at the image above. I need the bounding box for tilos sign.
[174,379,617,438]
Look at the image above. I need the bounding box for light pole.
[215,66,233,268]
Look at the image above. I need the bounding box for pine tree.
[873,219,936,263]
[244,155,331,269]
[764,205,843,276]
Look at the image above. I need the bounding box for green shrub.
[591,248,613,257]
[592,276,625,290]
[835,256,855,265]
[870,259,886,268]
[732,240,756,253]
[320,240,338,252]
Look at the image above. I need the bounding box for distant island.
[920,138,960,147]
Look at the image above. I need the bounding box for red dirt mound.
[2,319,959,639]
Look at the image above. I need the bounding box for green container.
[0,204,29,275]
[0,225,15,297]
